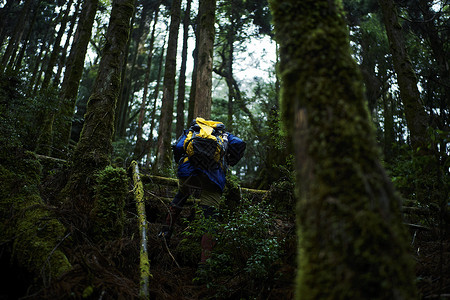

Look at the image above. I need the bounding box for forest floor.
[0,166,448,299]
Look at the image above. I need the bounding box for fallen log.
[140,174,269,197]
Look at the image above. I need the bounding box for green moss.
[0,147,71,282]
[91,165,129,241]
[270,0,417,299]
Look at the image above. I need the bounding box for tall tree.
[269,0,417,298]
[378,0,430,153]
[40,0,74,91]
[192,0,216,119]
[175,0,192,137]
[155,0,182,170]
[54,0,82,87]
[116,0,153,139]
[13,0,41,72]
[52,0,99,154]
[134,3,161,160]
[63,0,136,212]
[0,0,34,74]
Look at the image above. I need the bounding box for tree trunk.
[117,3,146,139]
[378,0,429,152]
[134,4,161,160]
[155,0,181,171]
[175,0,192,137]
[53,0,99,155]
[0,0,33,73]
[13,0,41,72]
[145,41,166,167]
[28,28,50,97]
[40,0,74,91]
[187,27,199,124]
[0,0,17,48]
[383,92,395,163]
[193,0,216,119]
[62,0,136,213]
[269,0,417,299]
[54,0,82,87]
[114,11,135,140]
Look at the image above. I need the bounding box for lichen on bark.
[269,0,417,299]
[0,147,71,283]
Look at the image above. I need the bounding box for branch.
[130,161,151,299]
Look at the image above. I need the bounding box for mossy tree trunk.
[269,0,417,299]
[192,0,216,119]
[155,0,182,171]
[63,0,136,213]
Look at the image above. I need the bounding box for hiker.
[160,117,246,263]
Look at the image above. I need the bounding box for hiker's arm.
[172,131,187,164]
[226,134,246,166]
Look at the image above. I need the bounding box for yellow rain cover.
[195,117,222,139]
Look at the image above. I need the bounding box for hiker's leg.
[160,176,201,239]
[200,205,218,263]
[198,178,221,263]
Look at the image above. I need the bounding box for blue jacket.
[172,130,246,191]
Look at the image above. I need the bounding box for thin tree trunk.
[0,0,17,48]
[115,11,136,140]
[187,27,199,125]
[28,30,50,97]
[269,0,417,298]
[155,0,181,170]
[117,2,148,139]
[13,0,41,72]
[193,0,216,119]
[145,41,166,167]
[383,92,395,163]
[0,0,33,73]
[63,0,136,213]
[53,0,99,155]
[175,0,192,137]
[40,0,74,91]
[134,4,161,160]
[54,0,82,87]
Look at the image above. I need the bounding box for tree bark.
[175,0,192,137]
[155,0,182,170]
[378,0,429,152]
[0,0,17,48]
[63,0,136,213]
[145,41,166,167]
[0,0,34,73]
[13,0,41,72]
[54,0,82,87]
[53,0,99,154]
[269,0,417,298]
[134,4,161,160]
[193,0,216,119]
[40,0,74,91]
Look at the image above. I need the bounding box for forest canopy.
[0,0,448,299]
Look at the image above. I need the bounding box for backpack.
[183,117,227,170]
